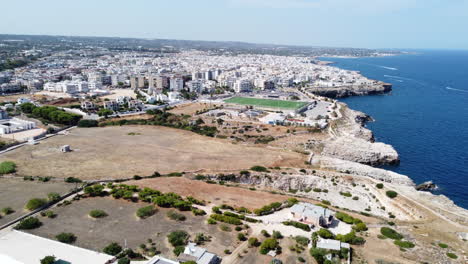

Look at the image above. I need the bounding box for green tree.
[103,242,123,256]
[55,232,77,244]
[40,255,56,264]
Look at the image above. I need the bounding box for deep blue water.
[321,50,468,209]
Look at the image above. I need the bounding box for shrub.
[272,231,283,239]
[40,256,56,264]
[0,161,16,174]
[219,224,232,232]
[103,242,123,256]
[65,177,82,183]
[438,243,448,248]
[446,252,458,259]
[260,238,278,254]
[237,233,247,241]
[77,119,98,127]
[194,233,211,245]
[310,248,327,264]
[207,218,217,224]
[294,236,310,246]
[167,210,186,221]
[118,257,131,264]
[380,227,403,240]
[89,210,108,218]
[210,214,242,225]
[84,184,105,197]
[250,166,268,172]
[282,221,311,231]
[261,230,270,237]
[25,198,47,211]
[136,206,156,219]
[191,208,206,216]
[353,222,368,232]
[173,245,185,256]
[335,231,365,245]
[1,207,14,215]
[339,191,352,197]
[56,232,76,244]
[394,240,415,248]
[167,230,189,247]
[317,228,335,239]
[335,212,361,225]
[386,190,398,199]
[376,183,384,189]
[248,237,259,247]
[47,192,61,202]
[41,210,56,218]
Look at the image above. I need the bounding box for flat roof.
[0,230,114,264]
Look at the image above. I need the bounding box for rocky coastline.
[307,81,392,98]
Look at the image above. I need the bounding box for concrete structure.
[178,243,219,264]
[290,202,334,227]
[81,101,95,110]
[170,77,184,91]
[316,238,350,251]
[0,110,36,135]
[103,100,119,111]
[0,230,114,264]
[145,256,179,264]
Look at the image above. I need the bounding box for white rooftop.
[0,230,114,264]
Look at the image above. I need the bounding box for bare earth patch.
[0,126,304,180]
[127,177,292,210]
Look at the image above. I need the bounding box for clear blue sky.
[1,0,467,49]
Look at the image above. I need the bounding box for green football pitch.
[225,97,308,110]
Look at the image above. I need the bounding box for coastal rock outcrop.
[415,181,437,191]
[307,82,392,98]
[311,155,414,186]
[321,137,399,165]
[320,104,399,165]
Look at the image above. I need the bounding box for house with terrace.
[290,202,335,227]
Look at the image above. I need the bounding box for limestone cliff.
[307,82,392,98]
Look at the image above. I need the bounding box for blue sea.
[321,50,468,209]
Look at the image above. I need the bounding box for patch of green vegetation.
[446,252,458,259]
[394,240,415,248]
[55,232,77,244]
[438,243,448,248]
[25,198,47,211]
[103,242,123,256]
[225,97,308,110]
[0,161,16,174]
[380,227,403,240]
[14,217,42,230]
[89,210,108,218]
[386,190,398,199]
[1,207,14,215]
[282,220,311,231]
[376,183,384,189]
[250,165,269,172]
[259,238,279,254]
[167,210,186,221]
[136,205,157,219]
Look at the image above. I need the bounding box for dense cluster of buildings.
[0,49,375,102]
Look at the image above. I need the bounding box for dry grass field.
[26,197,237,258]
[0,126,304,180]
[0,178,74,226]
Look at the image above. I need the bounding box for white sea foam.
[379,66,398,70]
[446,87,468,93]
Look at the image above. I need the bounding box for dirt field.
[26,196,237,258]
[126,177,293,210]
[0,178,74,226]
[100,89,136,100]
[169,102,221,115]
[0,126,304,180]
